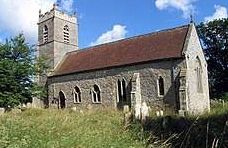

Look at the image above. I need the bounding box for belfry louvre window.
[158,76,165,96]
[43,25,48,43]
[63,25,70,43]
[73,86,81,103]
[91,84,101,103]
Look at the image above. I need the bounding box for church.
[37,4,210,114]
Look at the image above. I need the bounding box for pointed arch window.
[117,79,127,103]
[117,80,122,101]
[91,84,101,103]
[158,76,165,96]
[73,86,81,103]
[63,25,70,43]
[196,57,203,93]
[43,25,48,43]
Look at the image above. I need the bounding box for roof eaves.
[49,57,184,78]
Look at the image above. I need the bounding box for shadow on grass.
[129,104,228,148]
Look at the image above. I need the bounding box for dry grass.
[0,108,145,148]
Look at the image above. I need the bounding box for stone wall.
[53,16,78,67]
[38,8,78,70]
[37,7,78,87]
[183,24,210,114]
[48,59,183,111]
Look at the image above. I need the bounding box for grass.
[0,109,145,148]
[1,103,227,148]
[130,102,228,148]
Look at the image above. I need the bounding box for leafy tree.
[0,34,47,109]
[197,18,228,98]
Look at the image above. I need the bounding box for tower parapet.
[38,4,77,24]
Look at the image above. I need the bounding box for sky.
[0,0,227,48]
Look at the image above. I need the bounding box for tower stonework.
[37,4,78,81]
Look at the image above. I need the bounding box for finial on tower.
[53,3,58,10]
[39,9,42,17]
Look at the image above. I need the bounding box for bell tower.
[37,3,78,78]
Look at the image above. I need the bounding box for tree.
[0,34,47,109]
[197,18,228,98]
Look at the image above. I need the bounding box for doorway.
[59,91,66,109]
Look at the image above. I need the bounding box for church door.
[59,91,66,109]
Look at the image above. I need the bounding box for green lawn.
[0,109,145,148]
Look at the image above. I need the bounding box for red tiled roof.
[53,25,189,76]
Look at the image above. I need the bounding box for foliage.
[220,92,228,101]
[0,34,47,109]
[0,109,145,148]
[197,18,228,98]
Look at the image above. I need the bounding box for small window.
[117,80,122,101]
[43,25,48,43]
[158,76,165,96]
[196,57,203,93]
[73,86,81,103]
[122,79,127,102]
[63,25,70,43]
[91,84,101,103]
[117,79,127,103]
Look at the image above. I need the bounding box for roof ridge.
[66,24,189,55]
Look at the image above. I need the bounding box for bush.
[221,92,228,101]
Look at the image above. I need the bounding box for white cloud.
[58,0,74,12]
[204,5,228,22]
[155,0,196,18]
[0,0,74,44]
[90,25,127,46]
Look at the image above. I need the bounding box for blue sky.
[0,0,227,48]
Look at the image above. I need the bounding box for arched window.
[63,25,69,43]
[43,25,48,43]
[158,76,165,96]
[196,57,203,93]
[73,86,81,103]
[117,80,122,101]
[117,79,127,103]
[59,91,66,109]
[91,84,101,103]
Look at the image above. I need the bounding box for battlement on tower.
[38,4,77,24]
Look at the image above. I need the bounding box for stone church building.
[38,5,210,114]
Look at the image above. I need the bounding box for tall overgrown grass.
[0,109,145,148]
[129,103,228,148]
[1,103,227,148]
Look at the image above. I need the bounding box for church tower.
[37,4,78,77]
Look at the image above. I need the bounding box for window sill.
[158,95,164,98]
[92,102,102,104]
